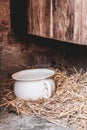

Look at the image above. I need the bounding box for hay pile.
[1,68,87,130]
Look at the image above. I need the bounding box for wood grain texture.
[53,0,74,42]
[81,0,87,44]
[73,0,87,45]
[0,0,10,29]
[28,0,87,45]
[28,0,51,37]
[73,0,83,44]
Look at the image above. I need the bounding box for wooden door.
[28,0,87,45]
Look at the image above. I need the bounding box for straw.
[1,68,87,130]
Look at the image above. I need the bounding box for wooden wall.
[28,0,87,45]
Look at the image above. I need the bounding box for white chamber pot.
[12,68,56,100]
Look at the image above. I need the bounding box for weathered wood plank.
[73,0,83,44]
[28,0,51,37]
[0,0,10,30]
[66,0,74,41]
[81,0,87,44]
[53,0,74,42]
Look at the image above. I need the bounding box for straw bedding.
[1,68,87,130]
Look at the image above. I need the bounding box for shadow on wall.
[10,0,29,35]
[23,34,87,59]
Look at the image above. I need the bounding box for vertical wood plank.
[52,0,74,42]
[66,0,74,41]
[81,0,87,44]
[73,0,83,44]
[28,0,51,37]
